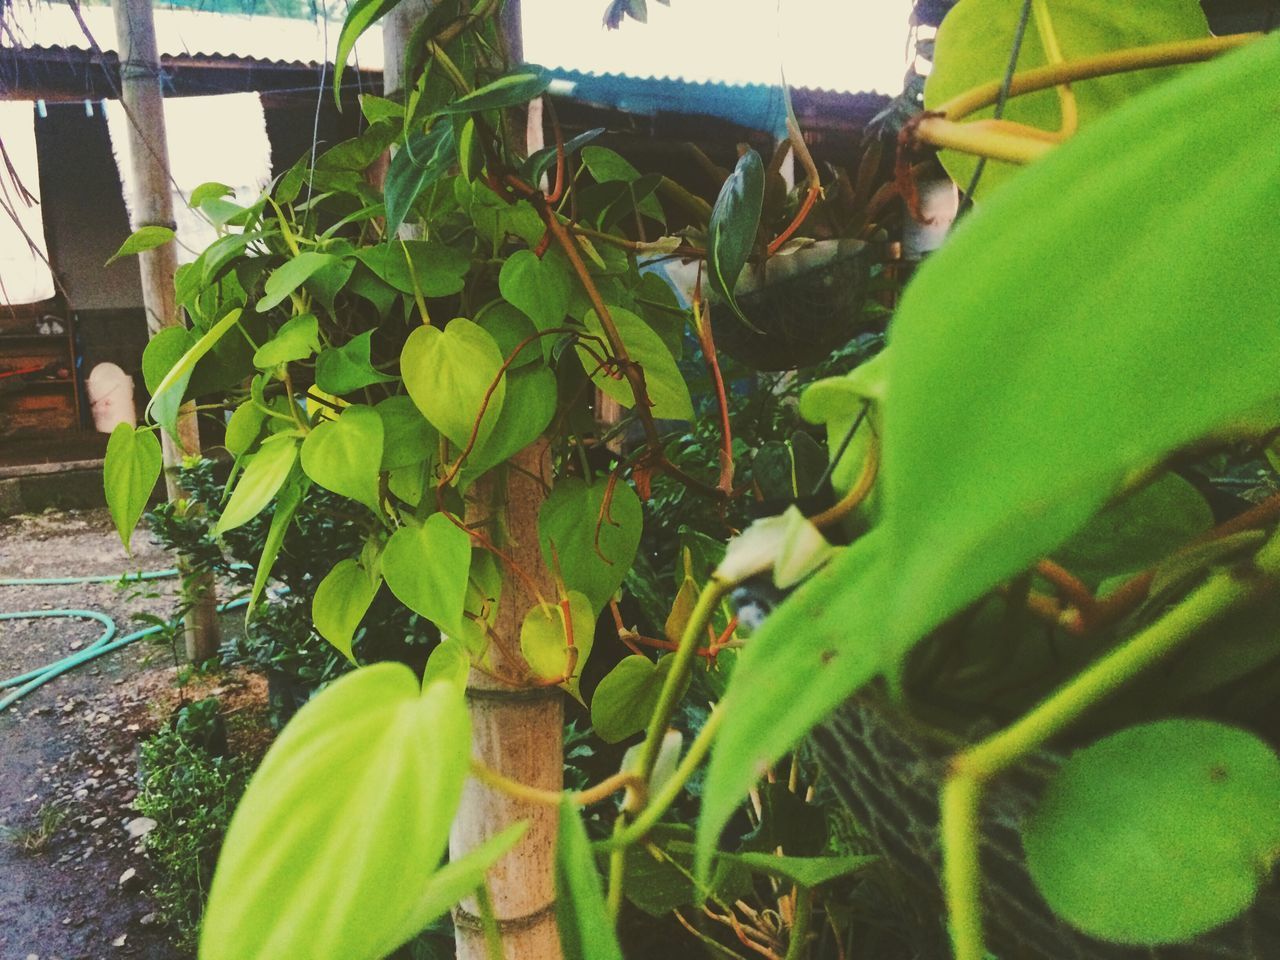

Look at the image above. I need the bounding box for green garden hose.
[0,569,253,714]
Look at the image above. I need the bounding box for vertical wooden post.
[112,0,220,661]
[454,441,563,960]
[381,5,562,957]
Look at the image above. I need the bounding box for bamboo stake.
[452,440,563,960]
[111,0,219,661]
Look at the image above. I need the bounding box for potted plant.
[705,130,902,372]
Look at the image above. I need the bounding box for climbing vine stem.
[915,33,1260,163]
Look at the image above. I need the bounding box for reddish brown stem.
[693,275,735,496]
[545,99,567,204]
[438,327,577,488]
[1035,559,1098,618]
[767,184,820,256]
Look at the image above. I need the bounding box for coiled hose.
[0,569,252,714]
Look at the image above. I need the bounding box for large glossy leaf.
[520,590,594,702]
[434,68,551,116]
[312,556,381,662]
[215,435,300,535]
[1024,719,1280,944]
[376,394,438,471]
[103,424,163,550]
[538,477,643,614]
[699,36,1280,871]
[463,365,557,481]
[499,249,573,345]
[300,404,384,514]
[105,224,174,265]
[578,306,693,420]
[385,124,456,237]
[924,0,1210,199]
[705,149,763,325]
[591,655,680,744]
[402,318,507,451]
[258,253,339,312]
[315,330,397,395]
[200,663,471,960]
[382,513,472,635]
[555,798,625,960]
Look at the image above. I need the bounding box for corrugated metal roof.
[547,67,885,135]
[5,2,384,71]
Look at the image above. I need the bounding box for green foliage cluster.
[101,0,1280,957]
[136,699,254,952]
[147,460,438,697]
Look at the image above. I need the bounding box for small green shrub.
[146,459,439,696]
[136,699,252,952]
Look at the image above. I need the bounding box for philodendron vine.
[103,1,1280,958]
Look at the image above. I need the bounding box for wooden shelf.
[0,314,82,435]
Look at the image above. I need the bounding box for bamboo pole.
[453,441,563,960]
[111,0,220,661]
[380,5,562,957]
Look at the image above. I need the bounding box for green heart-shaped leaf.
[538,477,643,614]
[376,394,438,471]
[258,252,339,313]
[463,365,557,482]
[200,663,471,960]
[102,424,163,551]
[141,326,197,440]
[475,300,541,370]
[499,249,573,347]
[254,314,321,369]
[315,330,398,395]
[520,591,594,703]
[300,404,384,514]
[105,224,174,265]
[215,435,299,535]
[224,403,267,458]
[382,513,472,635]
[590,654,682,744]
[578,306,692,421]
[312,556,380,663]
[1050,472,1212,588]
[402,318,507,451]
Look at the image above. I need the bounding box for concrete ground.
[0,508,250,960]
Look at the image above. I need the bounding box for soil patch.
[1,508,261,960]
